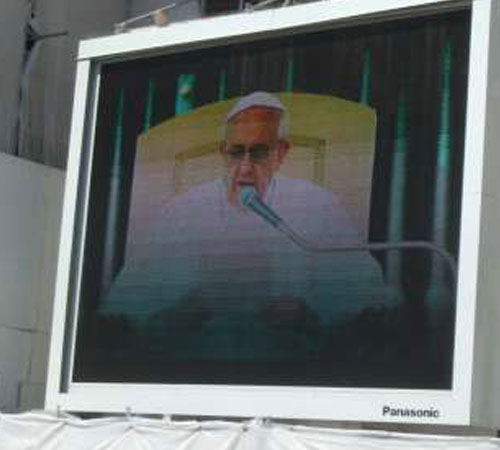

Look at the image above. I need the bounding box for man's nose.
[239,152,254,171]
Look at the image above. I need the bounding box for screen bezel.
[45,0,488,424]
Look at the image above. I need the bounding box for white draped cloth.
[1,413,500,450]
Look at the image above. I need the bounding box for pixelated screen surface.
[72,10,470,389]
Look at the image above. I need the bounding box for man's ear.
[277,139,290,162]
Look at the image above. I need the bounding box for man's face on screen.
[221,107,289,206]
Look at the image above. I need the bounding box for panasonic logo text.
[382,405,440,419]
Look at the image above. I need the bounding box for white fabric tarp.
[1,413,500,450]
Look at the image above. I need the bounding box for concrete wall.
[11,0,129,168]
[127,0,202,25]
[0,0,131,414]
[0,153,64,412]
[0,0,27,157]
[6,0,200,169]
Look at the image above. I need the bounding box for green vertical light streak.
[428,39,453,302]
[285,51,295,92]
[387,90,408,284]
[102,88,125,291]
[143,79,155,132]
[437,41,452,172]
[433,40,453,248]
[112,89,125,178]
[360,48,372,105]
[218,70,227,101]
[175,74,196,115]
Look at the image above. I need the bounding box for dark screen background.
[71,9,470,389]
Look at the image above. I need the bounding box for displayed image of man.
[102,91,395,361]
[163,91,363,249]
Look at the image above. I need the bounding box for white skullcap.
[226,91,285,122]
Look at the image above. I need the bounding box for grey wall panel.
[126,0,202,24]
[0,153,64,411]
[15,0,128,168]
[0,0,27,157]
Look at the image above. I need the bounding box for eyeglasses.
[225,144,275,163]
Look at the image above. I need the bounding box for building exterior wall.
[0,0,27,159]
[127,0,202,23]
[0,0,215,169]
[0,153,64,412]
[4,0,129,169]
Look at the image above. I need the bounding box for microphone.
[239,186,318,251]
[239,186,283,228]
[238,185,458,285]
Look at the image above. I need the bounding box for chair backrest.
[133,93,376,237]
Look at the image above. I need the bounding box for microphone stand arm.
[239,185,458,286]
[277,220,458,285]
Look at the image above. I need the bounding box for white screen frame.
[45,0,491,425]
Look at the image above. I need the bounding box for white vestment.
[103,177,394,325]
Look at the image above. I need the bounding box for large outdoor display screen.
[73,10,470,390]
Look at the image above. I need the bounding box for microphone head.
[238,185,283,228]
[239,185,258,208]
